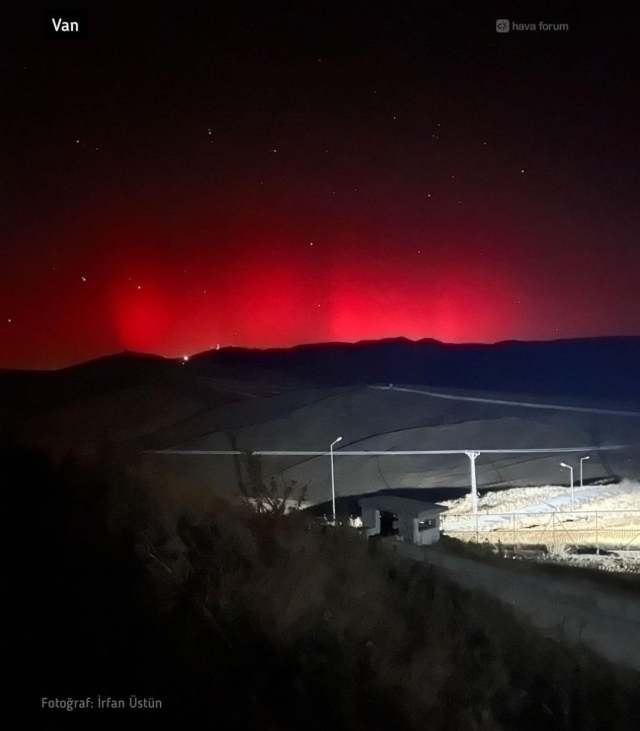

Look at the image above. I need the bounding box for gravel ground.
[386,538,640,672]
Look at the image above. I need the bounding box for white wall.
[361,506,380,537]
[416,526,440,545]
[360,507,443,544]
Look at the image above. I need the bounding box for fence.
[441,509,640,552]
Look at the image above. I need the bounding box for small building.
[358,495,448,546]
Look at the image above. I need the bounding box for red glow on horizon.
[1,218,637,370]
[109,280,171,352]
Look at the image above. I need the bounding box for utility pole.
[330,437,342,524]
[466,451,481,514]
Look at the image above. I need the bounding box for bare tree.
[238,451,308,518]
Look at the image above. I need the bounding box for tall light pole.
[330,437,342,524]
[580,455,590,489]
[560,462,574,509]
[465,451,481,514]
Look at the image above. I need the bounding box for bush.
[16,443,639,730]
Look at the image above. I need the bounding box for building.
[358,495,448,545]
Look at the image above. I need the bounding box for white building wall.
[416,513,442,545]
[359,503,444,545]
[361,507,380,537]
[397,517,414,543]
[416,527,440,545]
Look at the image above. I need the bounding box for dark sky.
[2,1,639,368]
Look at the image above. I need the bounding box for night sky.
[2,1,639,369]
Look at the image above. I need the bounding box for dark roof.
[358,495,448,519]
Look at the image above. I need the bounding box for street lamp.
[330,437,342,524]
[580,455,590,489]
[560,462,574,509]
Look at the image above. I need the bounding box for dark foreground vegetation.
[12,443,638,730]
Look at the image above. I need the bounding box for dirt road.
[387,540,640,672]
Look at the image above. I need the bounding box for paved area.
[385,539,640,672]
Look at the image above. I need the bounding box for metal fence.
[441,509,640,552]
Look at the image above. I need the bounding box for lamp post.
[580,455,590,489]
[560,462,574,509]
[330,437,342,524]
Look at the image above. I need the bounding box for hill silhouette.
[190,337,640,402]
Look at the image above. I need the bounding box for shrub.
[19,443,639,730]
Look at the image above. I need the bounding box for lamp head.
[560,462,569,468]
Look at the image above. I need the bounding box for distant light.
[183,355,189,361]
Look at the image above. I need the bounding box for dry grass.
[14,441,638,730]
